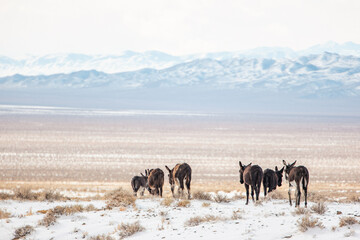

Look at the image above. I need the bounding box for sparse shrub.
[85,204,97,211]
[294,207,309,215]
[105,188,135,209]
[202,202,210,207]
[185,215,225,227]
[339,216,359,227]
[267,191,286,200]
[213,193,230,203]
[39,210,57,227]
[39,190,65,201]
[14,187,37,200]
[348,195,360,203]
[0,209,11,219]
[11,187,66,201]
[0,192,12,200]
[311,202,327,215]
[160,197,174,207]
[118,221,145,239]
[88,234,115,240]
[39,204,92,227]
[231,210,243,220]
[176,200,190,207]
[192,191,212,201]
[13,225,34,239]
[297,215,324,232]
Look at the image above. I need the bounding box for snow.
[1,195,359,240]
[1,52,360,98]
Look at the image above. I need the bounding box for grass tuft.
[185,215,225,227]
[311,201,327,215]
[39,204,95,227]
[88,234,115,240]
[105,188,136,209]
[160,197,174,207]
[339,216,359,227]
[297,215,324,232]
[176,200,190,207]
[213,193,230,203]
[13,225,34,240]
[293,207,309,215]
[202,202,211,207]
[117,221,145,239]
[192,191,212,201]
[0,209,11,219]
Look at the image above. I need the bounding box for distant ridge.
[1,52,360,98]
[1,41,360,77]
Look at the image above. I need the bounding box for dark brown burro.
[165,163,192,199]
[146,168,164,197]
[263,166,284,197]
[282,160,309,207]
[239,161,263,205]
[131,171,148,197]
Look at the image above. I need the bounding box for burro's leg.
[245,184,250,205]
[186,177,191,200]
[251,185,255,202]
[288,183,292,206]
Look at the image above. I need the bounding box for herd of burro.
[131,160,309,207]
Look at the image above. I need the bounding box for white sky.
[1,0,360,57]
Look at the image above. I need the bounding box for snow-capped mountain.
[0,51,189,77]
[1,52,360,97]
[1,42,360,77]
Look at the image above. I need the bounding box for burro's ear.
[280,166,284,173]
[291,161,297,167]
[282,160,287,166]
[248,162,252,166]
[275,166,278,171]
[165,165,171,172]
[239,161,242,168]
[145,169,148,176]
[140,173,145,177]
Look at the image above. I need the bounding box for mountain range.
[1,52,360,98]
[1,41,360,77]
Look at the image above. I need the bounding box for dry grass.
[213,193,230,203]
[5,187,68,201]
[231,209,243,220]
[293,207,309,215]
[311,202,327,215]
[160,197,174,207]
[0,209,11,219]
[176,200,190,207]
[266,190,287,200]
[185,215,225,227]
[39,204,96,227]
[39,211,57,227]
[297,215,324,232]
[117,221,145,239]
[192,191,212,201]
[13,225,34,240]
[88,234,115,240]
[202,202,211,207]
[105,188,136,209]
[0,192,12,200]
[339,216,359,227]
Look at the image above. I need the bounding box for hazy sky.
[1,0,360,56]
